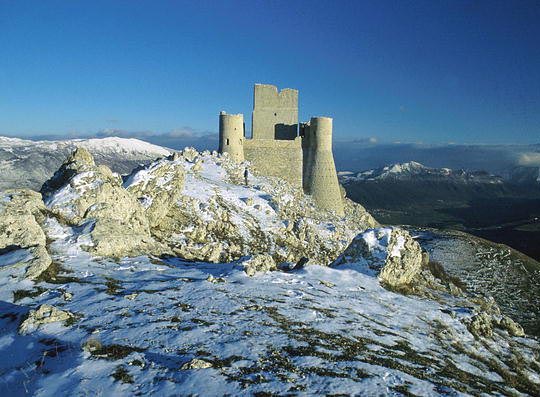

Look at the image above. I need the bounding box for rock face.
[242,254,276,276]
[467,312,525,338]
[379,229,423,288]
[41,148,157,257]
[180,358,213,370]
[34,147,377,265]
[124,148,378,265]
[333,227,423,289]
[19,304,75,334]
[0,189,51,279]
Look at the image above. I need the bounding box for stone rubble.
[18,304,75,335]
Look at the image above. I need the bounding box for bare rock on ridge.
[41,148,158,257]
[0,189,51,279]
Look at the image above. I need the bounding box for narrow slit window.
[226,138,229,145]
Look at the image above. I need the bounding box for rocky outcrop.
[19,304,75,334]
[1,147,376,269]
[379,229,423,289]
[467,312,525,338]
[125,156,185,228]
[123,149,378,265]
[180,358,213,370]
[242,254,276,276]
[0,189,51,279]
[41,148,157,257]
[333,228,423,289]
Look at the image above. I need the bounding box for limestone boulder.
[19,304,75,334]
[0,189,47,247]
[124,157,185,228]
[41,147,96,199]
[41,149,156,257]
[0,189,51,279]
[333,228,423,289]
[181,358,213,370]
[242,254,276,276]
[379,229,423,289]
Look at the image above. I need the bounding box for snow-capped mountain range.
[0,136,171,191]
[339,161,505,184]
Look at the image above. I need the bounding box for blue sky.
[1,0,539,143]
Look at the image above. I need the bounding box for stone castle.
[218,84,344,216]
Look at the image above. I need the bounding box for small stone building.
[219,84,344,216]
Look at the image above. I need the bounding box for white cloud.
[517,152,540,166]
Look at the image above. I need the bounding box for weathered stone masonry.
[219,84,344,216]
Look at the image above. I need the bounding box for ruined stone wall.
[244,138,303,188]
[252,84,298,140]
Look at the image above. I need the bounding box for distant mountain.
[339,161,504,184]
[332,141,540,176]
[0,136,171,191]
[509,166,540,185]
[340,162,540,261]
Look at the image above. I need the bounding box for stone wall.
[244,138,303,188]
[252,84,298,140]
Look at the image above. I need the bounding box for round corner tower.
[303,117,344,216]
[219,111,245,162]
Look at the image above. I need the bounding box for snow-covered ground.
[1,220,539,396]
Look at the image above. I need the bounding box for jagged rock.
[191,159,203,172]
[19,304,75,334]
[242,254,276,276]
[23,245,53,280]
[497,315,525,337]
[0,189,47,248]
[37,147,376,264]
[0,189,51,279]
[125,160,185,228]
[333,228,423,290]
[467,312,493,338]
[181,358,213,370]
[41,147,96,197]
[379,229,423,289]
[42,149,157,257]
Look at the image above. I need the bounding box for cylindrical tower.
[304,117,344,216]
[219,111,244,162]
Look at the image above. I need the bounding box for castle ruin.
[218,84,344,216]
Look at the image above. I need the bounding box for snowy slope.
[0,136,171,191]
[1,220,539,396]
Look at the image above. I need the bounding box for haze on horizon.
[1,0,540,144]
